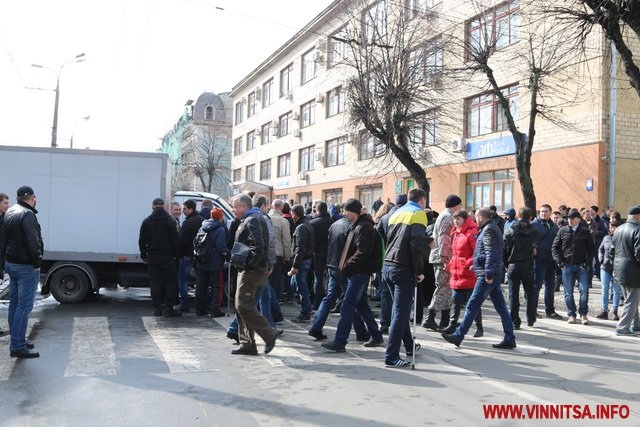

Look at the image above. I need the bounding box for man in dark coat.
[532,204,561,319]
[178,199,203,312]
[309,201,333,309]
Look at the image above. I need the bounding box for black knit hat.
[344,198,363,214]
[445,194,462,208]
[628,205,640,215]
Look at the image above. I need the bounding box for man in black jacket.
[177,199,204,313]
[610,205,640,336]
[230,194,278,355]
[139,198,181,318]
[552,209,595,325]
[4,186,43,358]
[290,204,315,323]
[532,204,561,319]
[504,207,539,328]
[322,198,383,352]
[309,201,333,310]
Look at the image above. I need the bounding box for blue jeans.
[334,274,381,346]
[178,256,195,309]
[6,262,40,351]
[313,253,327,309]
[600,269,621,312]
[534,259,557,314]
[291,258,312,317]
[561,265,589,317]
[269,285,282,320]
[379,273,392,328]
[454,275,515,344]
[383,265,416,362]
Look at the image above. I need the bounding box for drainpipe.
[608,41,617,208]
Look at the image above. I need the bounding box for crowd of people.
[2,183,639,366]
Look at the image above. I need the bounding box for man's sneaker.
[308,329,328,341]
[546,312,563,320]
[492,340,517,350]
[292,315,310,323]
[441,333,463,347]
[231,346,258,356]
[385,358,412,368]
[10,349,40,358]
[616,329,633,336]
[406,343,421,357]
[581,315,589,325]
[363,336,384,347]
[596,311,608,320]
[0,328,9,337]
[567,316,577,324]
[473,327,484,338]
[356,334,371,342]
[321,340,346,352]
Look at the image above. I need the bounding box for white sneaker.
[581,315,589,325]
[567,316,577,324]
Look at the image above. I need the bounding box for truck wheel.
[49,267,90,303]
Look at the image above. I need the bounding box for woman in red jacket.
[441,210,483,337]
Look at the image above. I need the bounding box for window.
[407,0,441,19]
[299,146,315,172]
[323,188,343,204]
[260,159,271,180]
[245,164,255,182]
[280,63,294,97]
[467,0,520,58]
[411,109,441,146]
[262,79,273,108]
[327,86,346,117]
[261,122,272,145]
[358,184,383,211]
[301,49,316,84]
[363,0,387,44]
[465,169,515,211]
[466,85,519,137]
[425,37,444,76]
[300,100,315,128]
[232,168,242,182]
[235,102,243,124]
[326,136,347,167]
[246,131,256,151]
[297,192,313,206]
[279,111,292,136]
[359,134,386,160]
[328,26,347,67]
[233,137,242,156]
[205,105,214,120]
[247,92,256,117]
[278,153,291,177]
[275,194,288,201]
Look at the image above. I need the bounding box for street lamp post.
[32,52,85,148]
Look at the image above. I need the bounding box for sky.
[0,0,334,152]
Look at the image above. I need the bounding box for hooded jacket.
[339,214,376,277]
[448,217,478,290]
[473,218,504,281]
[3,201,44,268]
[531,217,559,262]
[609,218,640,288]
[179,211,204,258]
[504,220,539,264]
[197,219,228,271]
[291,217,315,269]
[268,209,292,261]
[139,207,180,260]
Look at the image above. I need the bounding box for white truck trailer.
[0,146,232,303]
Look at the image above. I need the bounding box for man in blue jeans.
[531,204,562,319]
[322,198,383,352]
[289,204,315,323]
[552,208,595,325]
[3,186,43,358]
[383,189,428,367]
[442,208,516,350]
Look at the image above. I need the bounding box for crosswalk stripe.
[142,317,221,373]
[64,317,117,377]
[0,318,39,381]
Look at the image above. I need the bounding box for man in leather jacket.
[290,204,315,323]
[4,186,43,358]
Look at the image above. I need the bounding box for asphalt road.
[0,286,638,427]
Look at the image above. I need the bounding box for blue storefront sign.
[466,133,523,160]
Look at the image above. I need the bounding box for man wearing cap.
[139,198,181,317]
[610,205,640,336]
[3,186,43,358]
[552,208,595,325]
[423,194,462,331]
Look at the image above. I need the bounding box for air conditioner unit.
[255,87,262,101]
[298,171,307,180]
[241,96,247,105]
[452,138,466,152]
[315,93,325,103]
[287,92,294,101]
[293,129,302,138]
[270,123,278,136]
[422,147,433,162]
[345,132,355,143]
[293,112,300,121]
[314,152,323,162]
[255,128,262,136]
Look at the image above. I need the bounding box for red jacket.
[448,217,479,289]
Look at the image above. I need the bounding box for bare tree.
[332,0,455,202]
[182,125,232,195]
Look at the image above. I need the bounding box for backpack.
[193,229,212,264]
[372,230,385,273]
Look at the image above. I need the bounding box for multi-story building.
[230,0,640,213]
[161,92,233,197]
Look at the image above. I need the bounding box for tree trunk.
[516,136,537,212]
[387,133,431,205]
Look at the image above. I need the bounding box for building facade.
[230,0,640,213]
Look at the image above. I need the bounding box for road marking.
[142,317,221,373]
[0,318,38,381]
[64,317,118,377]
[284,319,367,361]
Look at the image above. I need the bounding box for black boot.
[421,309,439,330]
[474,310,484,337]
[440,302,460,334]
[439,310,450,329]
